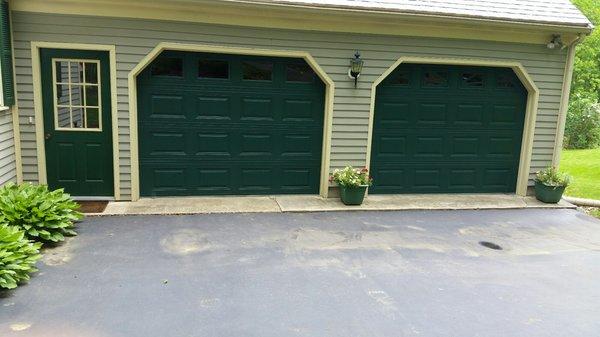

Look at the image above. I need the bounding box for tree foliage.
[565,0,600,149]
[571,0,600,101]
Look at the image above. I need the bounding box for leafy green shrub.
[564,95,600,149]
[0,224,42,289]
[0,183,82,243]
[330,166,373,187]
[535,167,572,187]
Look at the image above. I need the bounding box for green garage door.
[370,64,527,194]
[137,51,325,196]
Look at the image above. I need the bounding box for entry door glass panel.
[41,49,114,197]
[370,64,527,194]
[53,59,102,130]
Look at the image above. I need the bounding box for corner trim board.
[366,56,540,197]
[30,41,120,199]
[127,42,335,201]
[552,40,580,167]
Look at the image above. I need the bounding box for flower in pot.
[330,166,373,205]
[534,167,571,203]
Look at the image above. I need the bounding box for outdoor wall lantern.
[348,51,364,88]
[547,34,564,49]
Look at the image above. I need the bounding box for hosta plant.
[0,183,82,243]
[0,224,42,289]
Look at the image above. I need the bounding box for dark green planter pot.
[534,181,566,203]
[339,185,368,206]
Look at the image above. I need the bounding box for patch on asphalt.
[160,229,215,255]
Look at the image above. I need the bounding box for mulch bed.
[77,201,108,214]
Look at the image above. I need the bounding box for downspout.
[552,34,584,167]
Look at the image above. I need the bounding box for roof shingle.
[248,0,593,29]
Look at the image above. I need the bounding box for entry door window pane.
[52,59,102,130]
[242,61,273,81]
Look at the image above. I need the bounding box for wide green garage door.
[370,64,527,194]
[137,51,325,196]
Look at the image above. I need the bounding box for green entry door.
[41,49,114,197]
[370,64,527,194]
[137,51,325,196]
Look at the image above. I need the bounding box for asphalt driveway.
[1,209,600,337]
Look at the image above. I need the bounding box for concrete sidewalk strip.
[95,194,576,216]
[101,196,282,215]
[276,194,573,212]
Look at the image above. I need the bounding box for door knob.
[45,133,52,140]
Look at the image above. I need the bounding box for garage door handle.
[45,133,52,140]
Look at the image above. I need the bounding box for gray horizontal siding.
[0,109,16,186]
[12,12,568,200]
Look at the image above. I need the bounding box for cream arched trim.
[366,56,539,196]
[128,42,335,201]
[30,41,120,200]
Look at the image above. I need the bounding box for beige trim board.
[128,42,335,201]
[10,0,587,45]
[552,38,581,167]
[366,56,540,197]
[9,9,22,183]
[30,41,120,199]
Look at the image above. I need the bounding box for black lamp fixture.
[349,51,364,88]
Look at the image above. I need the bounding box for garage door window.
[286,63,314,82]
[242,61,273,81]
[496,73,516,88]
[198,59,229,79]
[390,71,410,86]
[461,73,484,87]
[151,57,182,77]
[423,71,448,87]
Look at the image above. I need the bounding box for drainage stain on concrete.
[42,238,76,266]
[160,229,215,256]
[198,298,221,308]
[367,290,400,320]
[288,227,449,254]
[10,323,31,331]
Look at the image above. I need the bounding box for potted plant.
[330,166,372,205]
[534,167,571,203]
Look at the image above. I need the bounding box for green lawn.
[560,148,600,199]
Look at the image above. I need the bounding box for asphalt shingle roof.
[248,0,593,29]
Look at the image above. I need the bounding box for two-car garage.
[135,51,527,197]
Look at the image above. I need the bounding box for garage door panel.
[370,63,526,194]
[150,94,185,119]
[417,103,448,125]
[197,132,231,156]
[283,99,316,121]
[455,104,484,125]
[196,96,232,120]
[450,136,480,158]
[147,131,187,156]
[138,51,324,196]
[241,97,274,120]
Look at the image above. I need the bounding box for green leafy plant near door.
[331,166,372,205]
[0,183,83,244]
[534,167,572,203]
[0,224,41,289]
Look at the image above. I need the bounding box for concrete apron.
[94,194,576,216]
